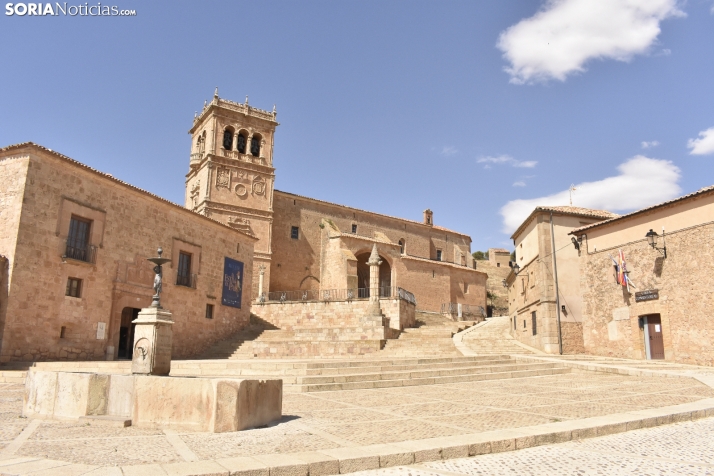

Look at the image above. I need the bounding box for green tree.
[472,250,489,261]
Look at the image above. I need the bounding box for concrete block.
[107,374,135,417]
[54,372,92,419]
[596,422,628,436]
[468,441,491,456]
[162,460,230,476]
[490,438,516,453]
[292,452,339,476]
[318,447,380,473]
[215,457,269,476]
[23,370,57,418]
[252,454,308,476]
[534,430,572,446]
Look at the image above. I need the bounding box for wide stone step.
[294,362,563,385]
[289,367,572,392]
[0,370,26,383]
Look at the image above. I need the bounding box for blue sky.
[1,0,713,251]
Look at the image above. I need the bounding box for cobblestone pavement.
[1,370,714,468]
[350,417,714,476]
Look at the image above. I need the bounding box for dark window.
[399,240,405,254]
[205,304,214,319]
[60,326,67,338]
[513,317,517,330]
[66,216,91,261]
[531,311,537,335]
[351,224,357,233]
[436,250,442,261]
[66,277,82,298]
[177,252,192,287]
[237,134,247,154]
[223,130,233,150]
[250,136,260,156]
[290,226,299,240]
[497,263,500,267]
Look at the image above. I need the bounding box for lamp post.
[645,228,667,258]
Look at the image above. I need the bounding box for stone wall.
[0,145,257,363]
[580,222,714,366]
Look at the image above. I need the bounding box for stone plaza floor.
[1,369,714,473]
[351,416,714,476]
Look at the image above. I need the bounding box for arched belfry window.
[223,129,233,150]
[399,239,405,254]
[237,133,247,154]
[250,135,261,157]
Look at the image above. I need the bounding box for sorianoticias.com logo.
[5,2,136,16]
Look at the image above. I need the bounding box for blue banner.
[222,257,244,308]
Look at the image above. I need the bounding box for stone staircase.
[462,315,533,355]
[199,313,387,359]
[380,313,477,357]
[171,355,570,393]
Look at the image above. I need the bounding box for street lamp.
[645,229,667,258]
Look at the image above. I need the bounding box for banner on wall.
[222,257,244,308]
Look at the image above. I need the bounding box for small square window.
[205,304,214,319]
[436,250,442,261]
[66,278,82,298]
[290,226,299,239]
[464,282,469,294]
[352,224,357,233]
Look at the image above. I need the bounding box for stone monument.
[366,243,384,317]
[131,247,174,376]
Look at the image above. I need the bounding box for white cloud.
[440,146,458,157]
[641,140,660,149]
[497,0,684,84]
[477,155,538,168]
[513,181,526,187]
[687,127,714,155]
[500,155,681,234]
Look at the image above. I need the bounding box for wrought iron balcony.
[63,241,97,264]
[176,273,197,289]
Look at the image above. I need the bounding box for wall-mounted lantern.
[502,279,508,288]
[645,228,667,258]
[571,236,580,251]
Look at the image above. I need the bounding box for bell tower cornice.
[189,94,278,135]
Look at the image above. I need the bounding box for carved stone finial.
[214,86,219,97]
[194,111,198,119]
[203,99,207,108]
[245,95,249,105]
[367,243,382,267]
[272,104,276,114]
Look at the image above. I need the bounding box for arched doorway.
[117,307,140,359]
[356,252,391,297]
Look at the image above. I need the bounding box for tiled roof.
[571,185,714,234]
[274,189,471,238]
[0,142,258,240]
[511,206,619,240]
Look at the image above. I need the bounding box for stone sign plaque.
[635,289,659,303]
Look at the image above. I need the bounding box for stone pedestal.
[131,307,173,376]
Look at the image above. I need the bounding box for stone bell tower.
[185,88,278,296]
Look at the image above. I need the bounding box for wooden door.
[647,315,664,360]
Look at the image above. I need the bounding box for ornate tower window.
[223,129,234,150]
[237,133,247,154]
[251,134,261,157]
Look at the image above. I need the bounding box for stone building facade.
[185,93,487,313]
[488,248,511,268]
[0,143,256,363]
[572,186,714,367]
[505,206,618,354]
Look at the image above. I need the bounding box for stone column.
[366,243,382,317]
[257,265,265,303]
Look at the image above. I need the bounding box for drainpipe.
[550,212,563,355]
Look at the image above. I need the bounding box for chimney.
[423,209,433,226]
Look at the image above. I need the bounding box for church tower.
[185,89,278,296]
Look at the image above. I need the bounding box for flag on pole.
[618,249,636,292]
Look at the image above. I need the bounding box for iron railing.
[441,303,486,320]
[63,241,97,264]
[176,273,197,289]
[261,286,416,306]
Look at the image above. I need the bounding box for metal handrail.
[441,302,486,319]
[261,286,416,306]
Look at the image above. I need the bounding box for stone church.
[185,91,486,313]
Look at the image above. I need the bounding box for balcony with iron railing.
[259,286,416,306]
[63,241,97,264]
[176,273,197,289]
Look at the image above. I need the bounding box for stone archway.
[356,252,391,297]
